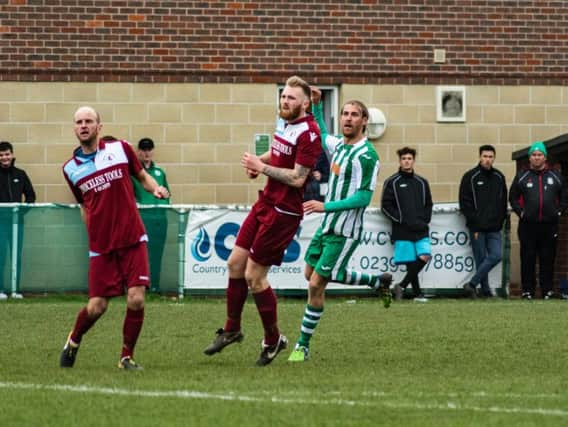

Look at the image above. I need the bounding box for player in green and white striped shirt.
[288,88,392,362]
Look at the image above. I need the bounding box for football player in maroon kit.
[204,76,322,366]
[60,106,169,370]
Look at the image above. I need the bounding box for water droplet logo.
[215,222,240,260]
[191,227,211,262]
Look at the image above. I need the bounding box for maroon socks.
[224,278,248,332]
[70,307,100,345]
[121,307,144,359]
[253,287,279,346]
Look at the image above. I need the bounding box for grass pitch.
[1,296,567,426]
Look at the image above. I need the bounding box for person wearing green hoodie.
[132,138,171,293]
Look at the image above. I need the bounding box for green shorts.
[304,226,360,282]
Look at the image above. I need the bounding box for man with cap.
[132,138,171,293]
[509,141,568,299]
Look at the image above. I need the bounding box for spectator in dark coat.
[303,151,330,202]
[381,147,432,302]
[509,141,568,299]
[0,141,36,299]
[459,145,507,298]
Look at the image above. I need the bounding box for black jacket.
[381,169,433,242]
[509,166,568,224]
[303,151,330,202]
[0,160,36,203]
[459,164,507,232]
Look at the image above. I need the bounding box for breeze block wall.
[2,0,568,292]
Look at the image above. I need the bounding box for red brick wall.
[1,0,567,84]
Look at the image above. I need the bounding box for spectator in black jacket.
[381,147,433,302]
[0,141,36,299]
[509,141,568,299]
[459,145,507,298]
[303,151,330,202]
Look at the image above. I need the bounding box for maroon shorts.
[88,241,150,298]
[235,200,301,266]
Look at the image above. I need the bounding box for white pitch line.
[1,381,567,417]
[379,400,568,417]
[0,381,259,403]
[362,390,568,400]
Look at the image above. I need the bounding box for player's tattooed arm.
[241,152,310,187]
[261,162,311,188]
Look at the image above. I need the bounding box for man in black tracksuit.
[509,141,568,299]
[0,141,36,298]
[459,145,507,298]
[381,147,433,301]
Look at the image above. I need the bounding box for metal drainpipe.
[177,208,189,299]
[11,205,19,296]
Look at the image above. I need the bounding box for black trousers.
[518,221,558,296]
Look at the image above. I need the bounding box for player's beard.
[279,103,302,122]
[342,123,362,139]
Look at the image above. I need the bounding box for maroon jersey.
[262,115,322,215]
[63,139,146,255]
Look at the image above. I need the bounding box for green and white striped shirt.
[313,103,380,239]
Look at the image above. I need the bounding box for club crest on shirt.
[331,162,341,176]
[103,153,115,163]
